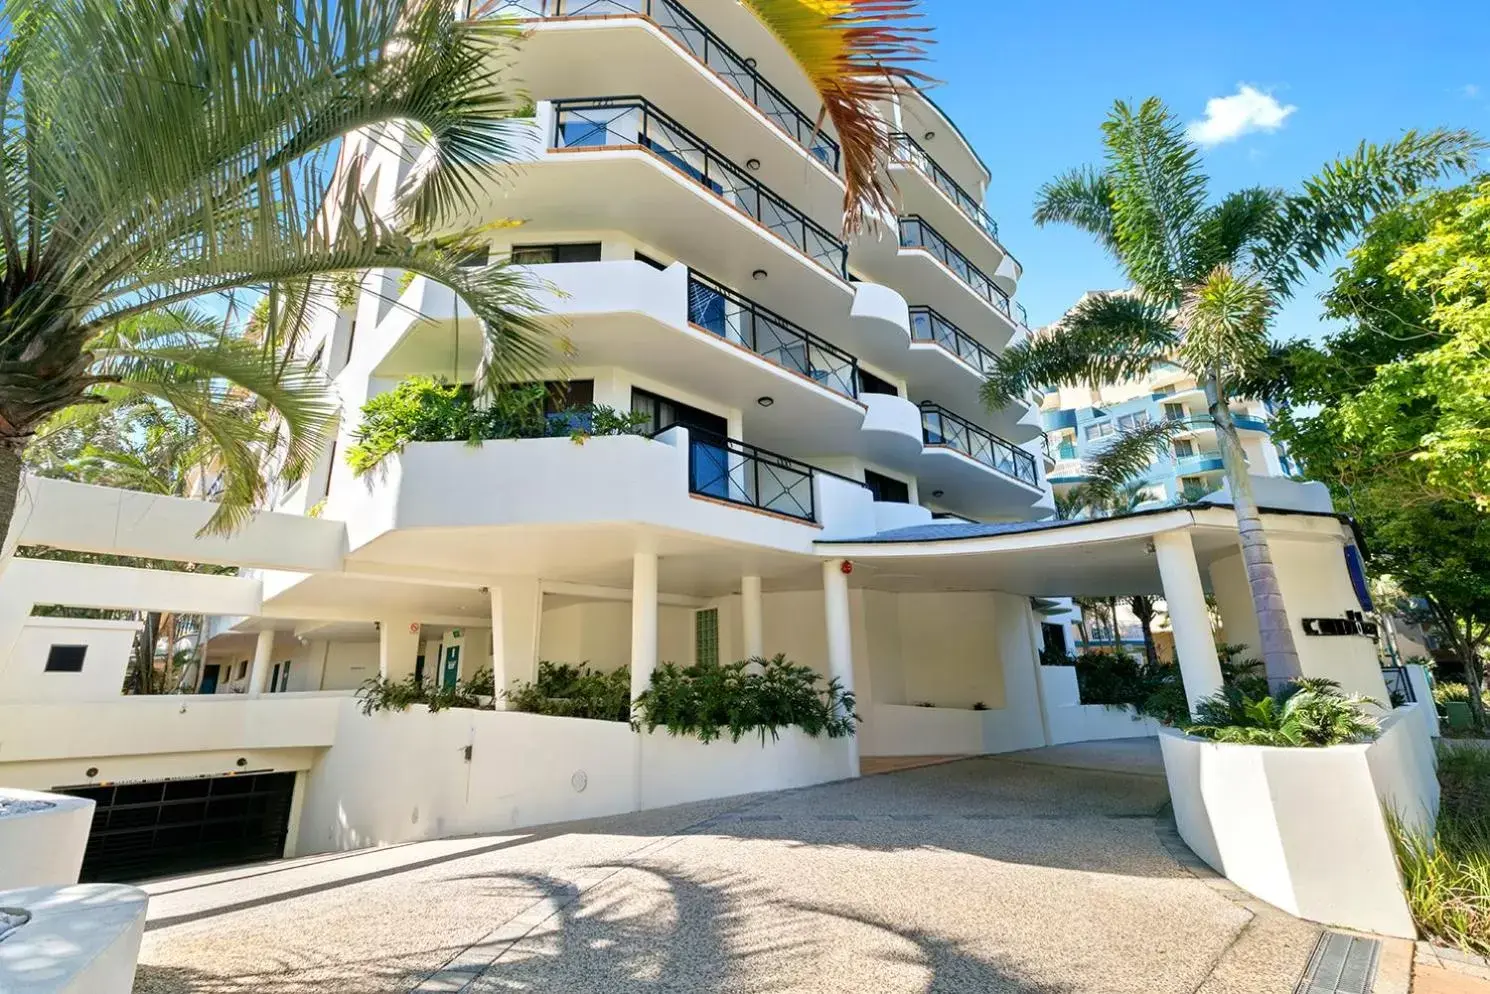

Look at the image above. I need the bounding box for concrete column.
[378,618,422,683]
[1154,530,1224,713]
[247,629,275,697]
[1208,552,1262,663]
[823,559,859,771]
[490,578,541,706]
[630,552,659,703]
[741,575,764,660]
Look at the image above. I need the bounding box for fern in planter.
[1185,678,1380,746]
[633,655,858,744]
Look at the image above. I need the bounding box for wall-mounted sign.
[1301,610,1379,639]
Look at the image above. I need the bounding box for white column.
[247,628,275,697]
[630,552,659,704]
[823,559,859,771]
[1154,530,1224,713]
[490,578,541,707]
[741,575,764,660]
[378,618,422,683]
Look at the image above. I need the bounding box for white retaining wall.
[0,789,94,889]
[1038,666,1159,745]
[1161,702,1438,937]
[0,883,148,993]
[0,617,141,704]
[295,699,855,855]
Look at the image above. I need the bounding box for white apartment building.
[0,1,1395,891]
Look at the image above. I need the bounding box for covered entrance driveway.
[133,744,1323,994]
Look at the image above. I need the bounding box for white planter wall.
[0,883,148,994]
[1038,666,1159,745]
[0,790,94,889]
[639,729,855,810]
[1161,703,1438,937]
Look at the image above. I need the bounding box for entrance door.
[441,645,461,689]
[199,664,220,694]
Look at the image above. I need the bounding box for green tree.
[983,97,1480,688]
[0,0,553,542]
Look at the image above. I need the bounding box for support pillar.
[741,575,764,660]
[247,628,275,697]
[823,559,859,771]
[630,552,659,704]
[378,618,422,684]
[1154,530,1223,713]
[490,578,541,707]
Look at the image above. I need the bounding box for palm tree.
[982,98,1481,687]
[0,0,558,544]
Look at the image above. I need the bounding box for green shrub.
[1436,681,1477,705]
[1392,743,1490,955]
[1185,678,1380,747]
[504,661,631,722]
[633,654,858,744]
[1072,650,1145,705]
[357,667,494,715]
[346,376,648,474]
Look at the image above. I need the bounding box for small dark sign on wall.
[1301,610,1379,639]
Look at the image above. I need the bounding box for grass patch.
[1393,743,1490,954]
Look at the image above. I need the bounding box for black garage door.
[57,771,296,882]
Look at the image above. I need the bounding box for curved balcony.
[551,97,847,279]
[480,0,839,172]
[920,403,1040,489]
[889,133,1000,243]
[1176,454,1226,476]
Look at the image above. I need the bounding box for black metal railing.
[479,0,839,169]
[687,273,859,399]
[907,306,998,377]
[652,425,819,521]
[889,133,1000,242]
[1381,666,1417,706]
[552,97,848,278]
[920,403,1039,487]
[898,216,1019,322]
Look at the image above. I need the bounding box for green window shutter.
[694,608,719,666]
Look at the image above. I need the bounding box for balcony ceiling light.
[923,130,936,142]
[746,158,761,171]
[752,269,768,281]
[931,489,945,499]
[757,396,775,408]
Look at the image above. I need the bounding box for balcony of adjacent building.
[475,0,846,219]
[887,132,1019,289]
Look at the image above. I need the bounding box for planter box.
[1038,666,1159,745]
[639,728,856,810]
[1160,703,1438,937]
[0,790,94,890]
[0,884,148,993]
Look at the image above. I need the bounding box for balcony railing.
[898,216,1019,324]
[480,0,840,170]
[1232,413,1270,432]
[919,403,1038,487]
[552,97,848,278]
[670,426,820,521]
[907,306,998,377]
[1176,453,1225,475]
[687,273,859,399]
[889,133,999,242]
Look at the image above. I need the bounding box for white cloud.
[1465,84,1482,99]
[1186,85,1297,146]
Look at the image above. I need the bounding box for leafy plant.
[1185,678,1380,747]
[357,668,494,715]
[504,661,631,722]
[632,655,858,744]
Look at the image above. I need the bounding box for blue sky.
[921,0,1490,342]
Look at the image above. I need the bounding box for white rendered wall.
[0,789,94,889]
[0,883,148,994]
[1037,666,1159,745]
[638,729,855,809]
[1161,704,1437,937]
[536,600,692,673]
[1,618,140,703]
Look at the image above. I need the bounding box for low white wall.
[1161,703,1437,937]
[0,617,140,704]
[1038,666,1158,745]
[860,704,984,757]
[0,789,94,889]
[0,883,148,994]
[296,700,856,855]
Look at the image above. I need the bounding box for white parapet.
[0,789,94,890]
[1037,666,1159,746]
[1160,702,1438,937]
[0,884,148,993]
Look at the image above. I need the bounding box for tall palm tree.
[0,0,556,544]
[982,98,1480,688]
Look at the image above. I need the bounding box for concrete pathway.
[133,741,1323,993]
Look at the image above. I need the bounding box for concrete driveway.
[133,741,1322,993]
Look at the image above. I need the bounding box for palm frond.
[1257,128,1485,296]
[1077,418,1202,507]
[1101,97,1210,305]
[1191,187,1286,279]
[1033,166,1117,252]
[1178,264,1274,378]
[741,0,932,233]
[981,292,1178,407]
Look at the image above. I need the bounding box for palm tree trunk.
[1130,596,1159,668]
[0,444,24,565]
[1206,381,1303,688]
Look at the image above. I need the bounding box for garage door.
[57,771,297,883]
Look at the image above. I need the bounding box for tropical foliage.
[632,655,858,744]
[1071,649,1189,726]
[1185,678,1380,747]
[985,96,1480,687]
[357,667,496,715]
[504,661,632,723]
[346,377,649,475]
[0,0,554,541]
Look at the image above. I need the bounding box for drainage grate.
[1295,932,1381,994]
